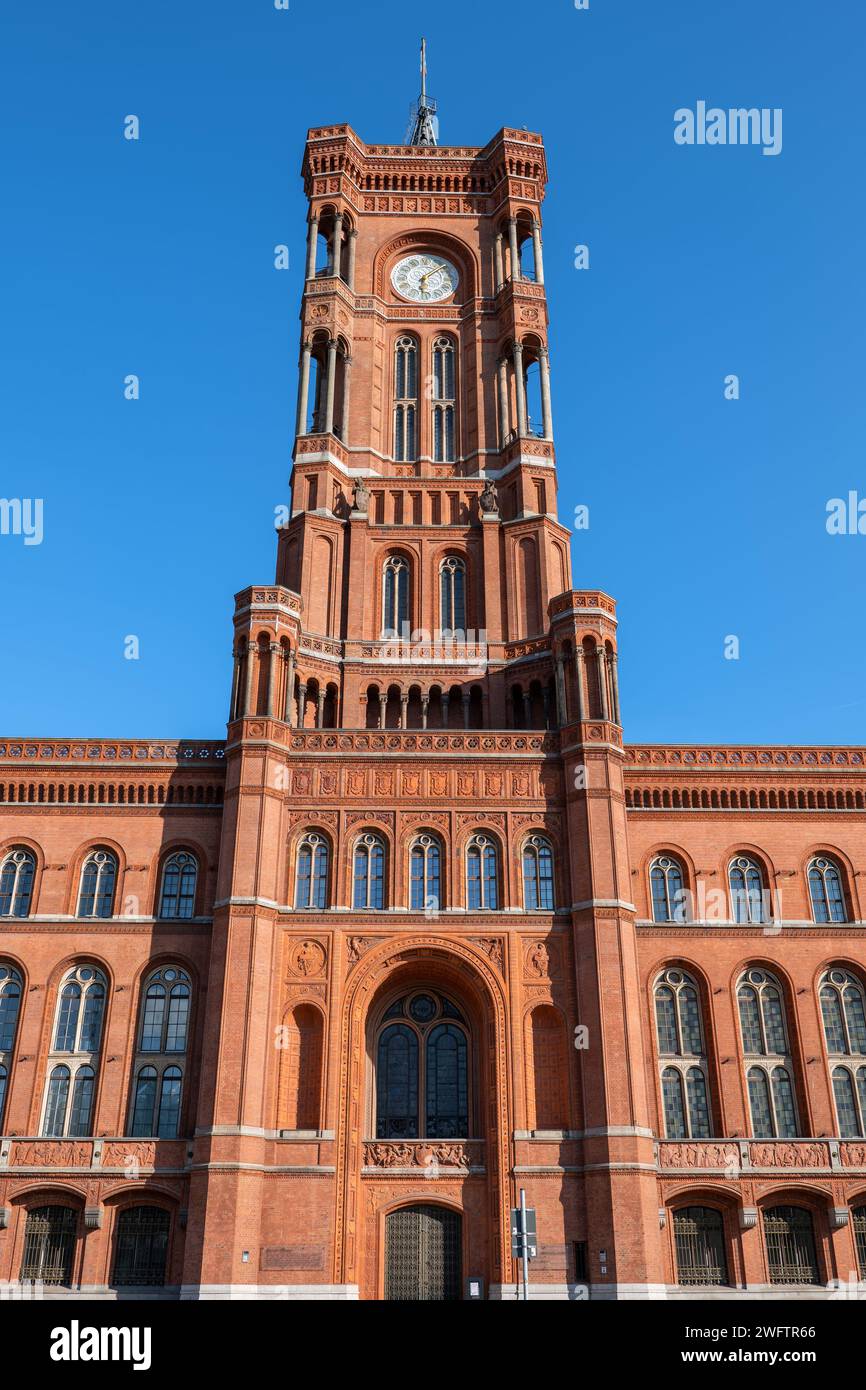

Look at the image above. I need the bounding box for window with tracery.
[0,848,35,917]
[466,834,499,910]
[42,965,107,1136]
[729,855,767,924]
[439,556,466,634]
[819,968,866,1137]
[353,833,386,910]
[0,965,22,1126]
[158,851,197,919]
[394,336,418,461]
[737,968,798,1138]
[375,992,469,1139]
[654,969,711,1138]
[808,856,847,924]
[129,966,191,1138]
[522,835,554,910]
[410,835,441,911]
[432,336,456,462]
[295,833,329,909]
[649,855,686,923]
[77,848,117,919]
[382,554,410,637]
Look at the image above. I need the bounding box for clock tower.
[191,74,663,1300]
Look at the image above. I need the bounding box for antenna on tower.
[406,37,439,146]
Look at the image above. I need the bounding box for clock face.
[391,253,459,304]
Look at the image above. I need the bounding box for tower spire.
[406,37,438,146]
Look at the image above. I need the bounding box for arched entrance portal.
[385,1204,462,1301]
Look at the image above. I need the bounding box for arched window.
[129,967,191,1138]
[466,834,499,910]
[522,835,554,910]
[375,992,469,1139]
[394,336,418,461]
[158,852,197,919]
[43,965,107,1137]
[382,555,410,637]
[20,1205,77,1285]
[353,833,386,910]
[820,969,866,1137]
[763,1205,819,1285]
[295,833,329,909]
[77,848,117,918]
[729,855,767,924]
[654,969,711,1138]
[439,556,466,634]
[0,965,22,1126]
[808,856,847,924]
[0,847,35,917]
[649,855,686,923]
[409,834,441,912]
[112,1206,171,1287]
[673,1207,729,1286]
[737,968,798,1138]
[432,336,456,462]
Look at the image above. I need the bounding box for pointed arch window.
[382,555,410,638]
[129,967,191,1138]
[432,336,456,462]
[158,852,197,919]
[0,848,35,917]
[737,968,798,1138]
[295,832,330,909]
[375,992,469,1139]
[808,856,847,923]
[729,855,767,924]
[439,556,466,634]
[654,969,711,1138]
[394,336,418,461]
[820,969,866,1137]
[409,834,441,912]
[353,833,386,910]
[522,834,554,910]
[0,965,22,1126]
[77,848,117,919]
[42,965,107,1137]
[466,834,499,910]
[650,855,686,923]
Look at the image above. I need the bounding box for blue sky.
[2,0,864,744]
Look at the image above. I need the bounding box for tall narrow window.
[737,968,798,1138]
[77,848,117,919]
[522,835,554,910]
[649,855,686,923]
[466,834,499,910]
[295,833,329,909]
[808,856,847,924]
[42,966,107,1137]
[439,556,466,634]
[432,336,456,462]
[409,835,441,912]
[375,992,469,1139]
[729,855,767,924]
[0,848,35,917]
[654,969,711,1138]
[820,968,866,1137]
[0,965,22,1127]
[382,555,410,637]
[129,967,191,1139]
[353,834,386,910]
[158,852,197,919]
[393,336,418,461]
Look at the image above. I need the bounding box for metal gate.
[854,1207,866,1278]
[764,1205,818,1285]
[20,1205,77,1285]
[673,1206,729,1286]
[112,1206,170,1285]
[384,1204,462,1301]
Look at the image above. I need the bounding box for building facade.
[1,117,866,1301]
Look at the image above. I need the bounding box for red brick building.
[1,114,865,1302]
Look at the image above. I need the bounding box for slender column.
[462,692,470,729]
[243,642,256,716]
[316,689,325,729]
[265,643,277,718]
[340,355,352,444]
[497,356,510,446]
[531,219,545,285]
[296,340,312,437]
[305,211,319,281]
[555,655,567,725]
[378,693,387,730]
[542,683,551,729]
[539,346,554,441]
[575,647,587,721]
[494,232,504,290]
[331,212,344,277]
[522,691,532,728]
[508,216,520,282]
[441,691,450,727]
[347,229,357,289]
[297,681,307,728]
[421,695,429,730]
[324,339,338,435]
[283,648,295,725]
[596,646,610,721]
[400,694,409,730]
[512,341,527,438]
[609,650,622,725]
[229,648,241,721]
